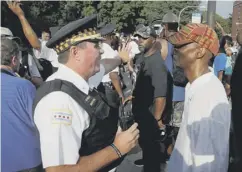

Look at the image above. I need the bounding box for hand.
[6,1,25,17]
[113,123,139,155]
[157,120,165,129]
[118,43,131,63]
[123,96,134,105]
[120,96,125,104]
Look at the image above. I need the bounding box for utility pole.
[207,1,216,29]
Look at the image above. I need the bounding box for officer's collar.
[57,64,90,94]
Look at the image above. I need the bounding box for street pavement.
[116,145,167,172]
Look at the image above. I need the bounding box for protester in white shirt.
[33,38,59,69]
[168,23,231,172]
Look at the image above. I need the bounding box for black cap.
[99,23,116,36]
[46,14,104,54]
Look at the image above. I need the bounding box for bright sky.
[200,0,234,18]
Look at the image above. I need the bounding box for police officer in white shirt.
[98,23,124,106]
[168,24,231,172]
[33,15,139,172]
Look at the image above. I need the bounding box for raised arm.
[7,1,41,50]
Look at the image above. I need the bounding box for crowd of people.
[1,1,242,172]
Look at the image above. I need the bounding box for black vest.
[33,79,122,171]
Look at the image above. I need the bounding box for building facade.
[232,1,242,41]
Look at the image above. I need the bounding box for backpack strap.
[33,79,105,116]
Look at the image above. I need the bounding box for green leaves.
[2,1,207,42]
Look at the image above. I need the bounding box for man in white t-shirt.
[33,35,59,69]
[168,23,231,172]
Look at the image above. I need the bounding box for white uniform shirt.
[168,72,231,172]
[34,64,105,168]
[101,43,119,83]
[34,40,59,68]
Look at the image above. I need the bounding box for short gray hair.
[1,37,20,66]
[58,41,87,64]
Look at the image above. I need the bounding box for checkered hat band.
[54,28,100,54]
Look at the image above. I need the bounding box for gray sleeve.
[149,53,168,98]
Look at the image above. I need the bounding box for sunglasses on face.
[136,35,148,40]
[174,42,193,49]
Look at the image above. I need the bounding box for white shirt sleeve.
[34,92,90,168]
[111,51,119,73]
[28,54,41,77]
[88,64,105,89]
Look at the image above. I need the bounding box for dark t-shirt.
[132,50,173,124]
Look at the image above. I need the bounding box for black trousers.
[135,110,166,172]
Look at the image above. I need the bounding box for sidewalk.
[116,145,167,172]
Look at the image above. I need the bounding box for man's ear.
[197,47,206,59]
[11,56,17,65]
[69,46,80,61]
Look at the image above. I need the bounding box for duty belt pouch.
[119,98,134,131]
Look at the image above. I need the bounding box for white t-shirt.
[34,64,105,168]
[168,72,231,172]
[101,43,119,83]
[127,41,140,59]
[34,40,59,68]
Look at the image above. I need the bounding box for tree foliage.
[202,11,232,39]
[2,1,202,45]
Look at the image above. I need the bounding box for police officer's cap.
[46,14,104,54]
[162,12,178,23]
[99,23,116,36]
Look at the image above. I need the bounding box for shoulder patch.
[51,109,73,125]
